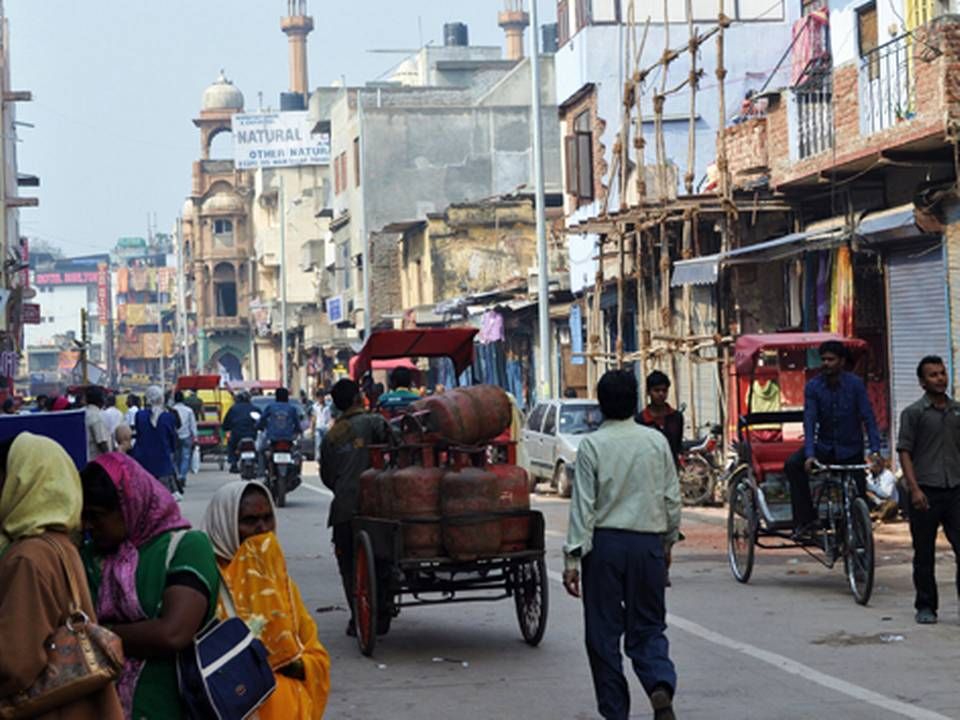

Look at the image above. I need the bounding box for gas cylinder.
[412,385,512,445]
[440,466,501,560]
[392,464,443,557]
[489,464,530,552]
[375,467,396,519]
[358,468,380,516]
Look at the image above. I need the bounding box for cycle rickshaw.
[725,333,876,605]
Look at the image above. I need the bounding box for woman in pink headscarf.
[79,453,219,719]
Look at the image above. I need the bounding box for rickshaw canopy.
[175,375,222,391]
[350,328,478,380]
[734,333,868,375]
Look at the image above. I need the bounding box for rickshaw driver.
[784,340,883,538]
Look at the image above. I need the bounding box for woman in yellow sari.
[201,481,330,719]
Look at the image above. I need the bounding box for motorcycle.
[679,423,729,506]
[266,437,302,508]
[238,437,258,480]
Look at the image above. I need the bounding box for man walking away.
[784,340,882,537]
[83,386,110,461]
[124,393,141,445]
[320,379,393,636]
[898,355,960,625]
[636,370,684,467]
[172,391,198,489]
[101,395,123,448]
[564,370,681,720]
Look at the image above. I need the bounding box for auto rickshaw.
[175,375,228,470]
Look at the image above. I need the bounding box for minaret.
[281,0,314,97]
[498,0,530,61]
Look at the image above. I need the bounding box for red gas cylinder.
[412,385,512,445]
[489,464,531,552]
[376,468,396,519]
[392,464,443,557]
[440,467,501,560]
[358,468,380,516]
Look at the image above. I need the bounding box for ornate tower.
[281,0,314,97]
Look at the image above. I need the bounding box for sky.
[8,0,552,257]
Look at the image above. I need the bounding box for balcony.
[859,35,915,136]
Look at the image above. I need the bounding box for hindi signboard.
[21,303,40,325]
[97,263,110,326]
[232,111,331,169]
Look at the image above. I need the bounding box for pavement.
[177,465,960,720]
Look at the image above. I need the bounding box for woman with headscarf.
[0,433,123,719]
[79,452,219,719]
[202,481,330,719]
[131,385,179,497]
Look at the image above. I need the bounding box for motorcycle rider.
[258,387,302,465]
[223,391,258,473]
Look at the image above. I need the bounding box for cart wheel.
[353,530,378,656]
[845,498,874,606]
[513,557,548,646]
[727,475,757,583]
[680,455,716,506]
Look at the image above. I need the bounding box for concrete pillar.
[498,9,530,61]
[281,14,314,96]
[943,202,960,392]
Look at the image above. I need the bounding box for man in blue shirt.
[785,340,882,535]
[257,387,301,442]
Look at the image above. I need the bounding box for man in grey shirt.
[897,355,960,624]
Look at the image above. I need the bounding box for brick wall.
[369,233,402,324]
[725,118,768,187]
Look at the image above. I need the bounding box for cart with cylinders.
[347,329,547,656]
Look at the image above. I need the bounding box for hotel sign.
[232,111,331,169]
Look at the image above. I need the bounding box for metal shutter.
[887,242,949,446]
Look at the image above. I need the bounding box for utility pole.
[280,174,289,387]
[530,0,553,399]
[176,215,190,375]
[79,308,89,385]
[359,97,371,338]
[157,279,165,395]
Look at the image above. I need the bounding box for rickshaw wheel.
[727,475,757,583]
[353,530,377,656]
[513,557,548,646]
[845,498,874,605]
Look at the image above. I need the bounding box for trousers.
[582,529,676,720]
[785,449,864,527]
[332,522,354,620]
[909,485,960,613]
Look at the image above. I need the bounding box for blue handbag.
[170,534,277,719]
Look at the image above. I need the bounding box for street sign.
[326,295,344,324]
[21,303,40,324]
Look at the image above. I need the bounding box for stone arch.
[210,346,244,382]
[203,124,233,159]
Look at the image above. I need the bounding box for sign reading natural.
[232,111,330,169]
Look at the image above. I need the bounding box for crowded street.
[168,463,959,720]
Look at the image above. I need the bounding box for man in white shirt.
[172,390,198,490]
[312,387,333,464]
[101,394,123,448]
[83,386,110,462]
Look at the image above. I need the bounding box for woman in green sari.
[80,452,219,720]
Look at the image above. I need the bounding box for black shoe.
[791,522,817,541]
[651,686,676,720]
[346,619,356,637]
[915,608,937,624]
[228,466,240,474]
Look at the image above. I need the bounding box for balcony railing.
[796,71,834,159]
[860,34,915,136]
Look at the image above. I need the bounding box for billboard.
[232,111,331,169]
[97,263,110,326]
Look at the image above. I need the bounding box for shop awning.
[856,205,921,240]
[671,225,846,287]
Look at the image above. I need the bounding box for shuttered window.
[565,109,594,205]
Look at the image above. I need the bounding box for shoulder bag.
[0,535,125,720]
[169,531,276,720]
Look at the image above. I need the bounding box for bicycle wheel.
[844,497,874,605]
[727,475,757,583]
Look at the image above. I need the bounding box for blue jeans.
[177,439,193,483]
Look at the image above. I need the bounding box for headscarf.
[0,433,82,556]
[201,482,303,669]
[201,480,274,561]
[89,452,189,715]
[145,385,164,428]
[50,396,70,411]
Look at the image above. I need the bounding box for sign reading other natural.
[232,110,331,169]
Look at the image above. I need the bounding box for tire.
[727,475,757,584]
[845,497,874,605]
[353,530,378,656]
[554,462,572,499]
[680,455,716,506]
[513,557,548,646]
[274,471,288,508]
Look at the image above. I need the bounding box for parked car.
[251,395,315,461]
[522,399,603,497]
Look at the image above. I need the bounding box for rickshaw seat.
[750,441,804,481]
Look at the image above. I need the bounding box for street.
[178,464,960,720]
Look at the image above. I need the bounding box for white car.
[522,399,603,497]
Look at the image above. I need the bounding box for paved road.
[178,465,960,719]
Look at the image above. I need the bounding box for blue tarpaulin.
[0,410,87,470]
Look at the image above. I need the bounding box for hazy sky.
[9,1,551,256]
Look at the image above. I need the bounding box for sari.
[202,482,330,719]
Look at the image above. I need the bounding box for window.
[213,219,233,235]
[334,154,342,194]
[558,0,570,45]
[858,4,879,81]
[527,404,547,432]
[213,263,237,317]
[575,0,590,31]
[542,406,558,436]
[565,109,594,205]
[341,243,351,290]
[340,153,348,192]
[353,138,361,187]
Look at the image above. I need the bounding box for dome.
[201,192,246,216]
[181,199,195,219]
[202,70,244,112]
[390,57,420,87]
